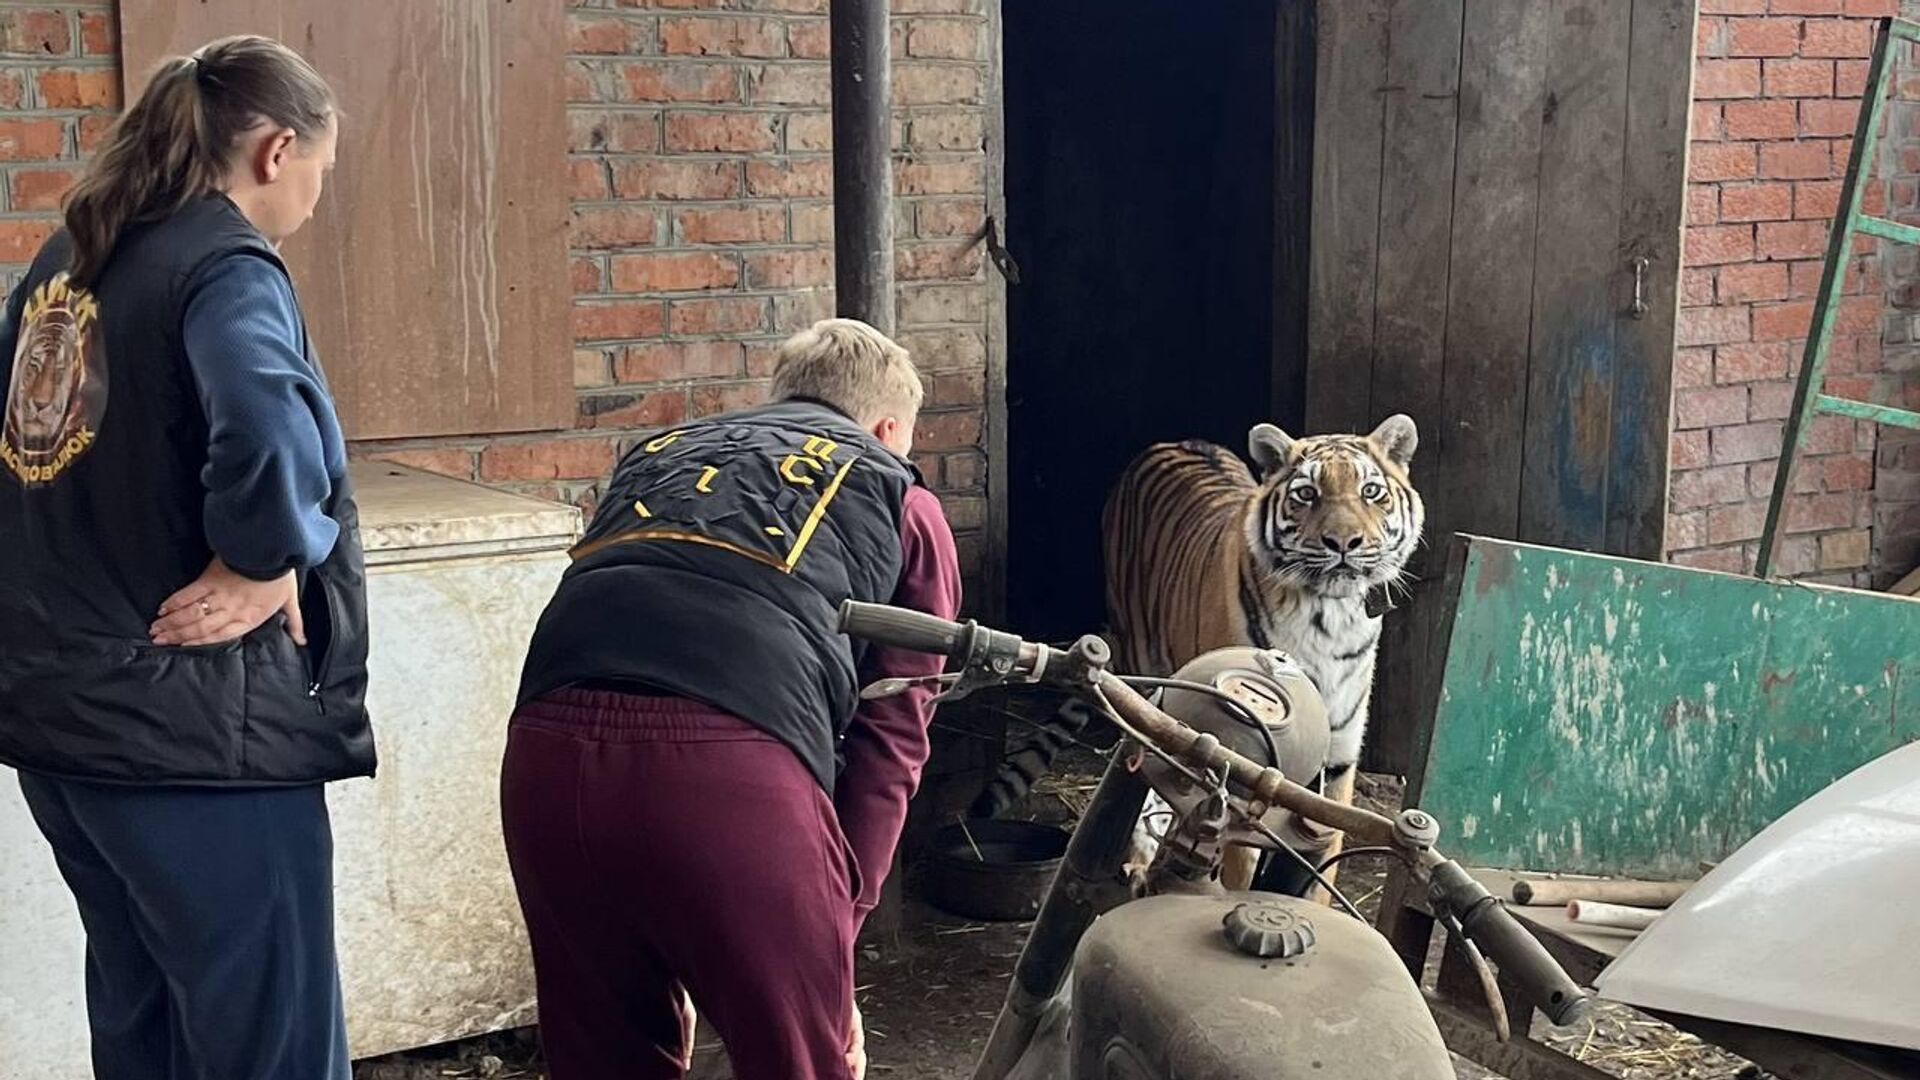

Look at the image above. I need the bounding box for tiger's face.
[1246,415,1424,599]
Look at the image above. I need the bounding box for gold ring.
[199,600,212,617]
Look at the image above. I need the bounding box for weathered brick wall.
[0,0,996,598]
[1676,0,1909,585]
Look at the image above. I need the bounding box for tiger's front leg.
[1310,766,1357,907]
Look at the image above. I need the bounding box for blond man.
[503,319,961,1080]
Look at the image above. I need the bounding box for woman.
[0,36,371,1080]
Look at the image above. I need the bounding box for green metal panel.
[1415,536,1920,880]
[1814,393,1920,431]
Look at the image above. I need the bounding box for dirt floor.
[352,764,1770,1080]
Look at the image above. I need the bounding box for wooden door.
[1307,0,1697,772]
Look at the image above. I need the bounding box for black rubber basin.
[924,819,1070,922]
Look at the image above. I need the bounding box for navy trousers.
[18,772,350,1080]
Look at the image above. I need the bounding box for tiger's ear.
[1369,414,1419,469]
[1248,423,1296,476]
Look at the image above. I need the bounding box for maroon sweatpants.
[500,689,859,1080]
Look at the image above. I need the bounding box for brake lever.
[859,673,960,700]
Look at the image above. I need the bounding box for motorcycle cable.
[1249,818,1367,921]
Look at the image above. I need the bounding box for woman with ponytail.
[0,36,369,1080]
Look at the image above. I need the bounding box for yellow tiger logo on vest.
[2,273,107,487]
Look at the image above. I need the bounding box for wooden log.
[1512,877,1692,908]
[1566,900,1660,931]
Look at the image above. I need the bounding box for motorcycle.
[840,600,1591,1080]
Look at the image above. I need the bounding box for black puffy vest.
[518,399,917,789]
[0,196,375,786]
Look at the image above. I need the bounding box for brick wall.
[1676,0,1911,585]
[0,0,996,599]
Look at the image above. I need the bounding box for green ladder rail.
[1759,16,1920,577]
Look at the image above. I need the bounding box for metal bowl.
[924,819,1070,922]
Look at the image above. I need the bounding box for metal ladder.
[1759,15,1920,576]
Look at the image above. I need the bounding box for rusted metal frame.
[1758,17,1900,576]
[830,0,895,334]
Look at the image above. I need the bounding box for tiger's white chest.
[1243,594,1380,771]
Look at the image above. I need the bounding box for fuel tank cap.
[1222,901,1316,959]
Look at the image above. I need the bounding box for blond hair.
[770,318,923,426]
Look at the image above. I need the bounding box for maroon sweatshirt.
[837,484,963,926]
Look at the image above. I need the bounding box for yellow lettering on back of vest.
[633,498,652,518]
[644,431,685,453]
[801,435,839,461]
[696,466,719,493]
[779,454,821,486]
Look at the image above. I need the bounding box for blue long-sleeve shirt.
[180,253,345,580]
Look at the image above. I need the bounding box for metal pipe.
[1566,900,1660,931]
[1512,877,1691,909]
[830,0,895,334]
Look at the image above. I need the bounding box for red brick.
[692,380,774,417]
[36,68,117,109]
[480,439,619,482]
[611,251,741,293]
[913,410,983,451]
[1748,455,1821,500]
[1835,294,1881,336]
[1756,219,1829,260]
[1682,269,1718,307]
[571,206,661,249]
[1719,262,1791,305]
[1677,305,1751,347]
[905,19,982,59]
[1764,58,1834,97]
[575,349,613,388]
[1694,102,1725,141]
[614,160,742,200]
[1707,500,1770,544]
[571,16,646,55]
[1713,421,1785,464]
[787,20,829,59]
[0,71,23,110]
[572,257,604,295]
[664,111,780,152]
[1844,0,1899,13]
[76,114,109,153]
[619,341,746,383]
[1717,340,1793,383]
[894,64,982,107]
[367,448,479,479]
[661,16,787,58]
[1719,182,1792,222]
[1769,0,1844,11]
[570,109,662,153]
[621,62,740,103]
[580,389,691,430]
[1753,300,1815,341]
[1750,381,1797,420]
[774,290,837,333]
[917,198,985,240]
[78,12,112,57]
[1801,18,1874,58]
[1677,386,1751,430]
[910,112,985,152]
[1836,60,1871,97]
[674,205,787,245]
[1786,492,1858,532]
[1698,16,1728,58]
[1798,98,1859,138]
[1723,99,1797,139]
[785,111,833,151]
[572,158,609,200]
[0,11,70,56]
[898,241,984,282]
[1728,18,1800,58]
[0,219,56,263]
[1700,0,1767,11]
[1823,452,1875,491]
[744,248,835,289]
[1667,511,1708,551]
[1789,259,1827,298]
[1793,179,1843,220]
[895,160,984,197]
[1690,142,1758,182]
[1806,414,1859,454]
[1674,547,1753,573]
[749,65,832,106]
[671,296,769,335]
[1819,529,1871,570]
[1673,464,1750,509]
[1759,140,1831,179]
[1676,347,1715,389]
[8,167,75,212]
[1673,430,1713,470]
[746,159,833,198]
[573,300,668,343]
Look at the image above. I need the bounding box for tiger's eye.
[1290,486,1318,505]
[1362,482,1386,501]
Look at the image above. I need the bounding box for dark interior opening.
[1003,0,1315,643]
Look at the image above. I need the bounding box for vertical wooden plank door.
[118,1,575,440]
[1307,0,1697,773]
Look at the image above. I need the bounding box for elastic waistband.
[513,687,774,743]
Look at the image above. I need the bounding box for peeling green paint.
[1416,537,1920,879]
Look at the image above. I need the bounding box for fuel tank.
[1069,893,1452,1080]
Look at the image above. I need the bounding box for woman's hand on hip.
[151,557,306,647]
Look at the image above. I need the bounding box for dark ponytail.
[61,35,335,286]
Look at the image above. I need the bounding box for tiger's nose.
[1322,533,1365,553]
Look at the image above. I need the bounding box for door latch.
[1629,255,1650,319]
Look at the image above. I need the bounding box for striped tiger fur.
[971,417,1424,874]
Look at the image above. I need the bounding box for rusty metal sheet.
[118,0,574,440]
[1412,535,1920,880]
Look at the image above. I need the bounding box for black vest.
[518,399,917,789]
[0,196,375,786]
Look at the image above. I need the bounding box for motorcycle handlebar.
[1427,861,1593,1028]
[840,600,973,657]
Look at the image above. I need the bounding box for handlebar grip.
[1458,896,1593,1028]
[838,600,970,657]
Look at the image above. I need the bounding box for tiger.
[971,415,1424,892]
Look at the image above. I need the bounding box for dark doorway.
[1003,1,1315,642]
